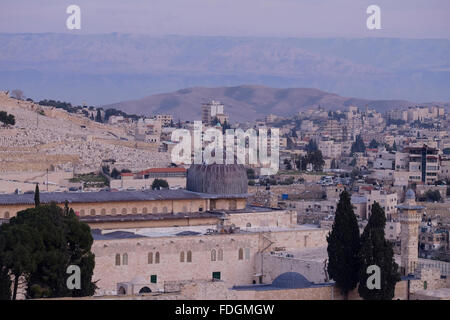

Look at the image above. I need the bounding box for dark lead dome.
[186,164,248,195]
[272,272,312,289]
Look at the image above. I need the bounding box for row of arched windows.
[79,206,169,216]
[115,248,250,266]
[148,252,160,264]
[180,251,192,263]
[210,249,224,261]
[115,253,128,266]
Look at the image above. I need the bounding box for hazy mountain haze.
[0,33,449,107]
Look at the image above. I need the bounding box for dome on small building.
[186,164,248,195]
[271,272,312,289]
[405,189,415,200]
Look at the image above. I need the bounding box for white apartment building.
[366,190,398,220]
[318,140,342,159]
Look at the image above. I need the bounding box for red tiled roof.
[120,172,134,176]
[138,167,187,175]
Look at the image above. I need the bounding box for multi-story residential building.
[404,145,440,184]
[419,224,449,259]
[156,114,173,127]
[318,140,342,159]
[366,189,398,220]
[202,100,227,125]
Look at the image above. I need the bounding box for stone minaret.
[398,189,423,275]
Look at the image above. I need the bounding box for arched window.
[238,248,244,260]
[132,207,137,214]
[218,249,223,261]
[111,208,117,215]
[142,207,148,214]
[162,207,168,214]
[180,251,185,262]
[246,222,251,228]
[4,212,10,219]
[90,209,96,216]
[211,249,216,261]
[121,208,127,215]
[118,286,126,295]
[122,253,128,265]
[155,252,160,264]
[187,250,192,263]
[115,254,121,266]
[152,207,158,214]
[148,252,153,264]
[80,209,85,216]
[101,208,106,215]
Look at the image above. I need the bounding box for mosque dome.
[405,189,415,200]
[186,164,248,195]
[272,272,312,289]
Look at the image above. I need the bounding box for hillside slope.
[103,85,449,122]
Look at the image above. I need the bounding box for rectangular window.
[212,272,221,280]
[150,275,157,283]
[245,248,250,260]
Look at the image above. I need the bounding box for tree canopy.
[327,190,361,298]
[358,202,400,300]
[0,203,97,300]
[0,111,15,126]
[351,134,366,155]
[152,179,169,190]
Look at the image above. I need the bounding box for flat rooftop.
[92,224,322,241]
[0,189,249,205]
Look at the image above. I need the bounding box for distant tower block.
[397,189,423,275]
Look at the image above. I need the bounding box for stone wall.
[91,227,329,296]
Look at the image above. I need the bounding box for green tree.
[110,167,120,179]
[0,223,39,300]
[152,179,169,190]
[327,191,361,299]
[0,111,16,126]
[307,150,325,171]
[330,158,338,169]
[306,139,318,152]
[34,184,40,207]
[0,264,11,300]
[368,139,379,149]
[351,134,366,155]
[283,159,292,170]
[95,109,102,123]
[392,141,397,151]
[358,202,400,300]
[0,203,96,299]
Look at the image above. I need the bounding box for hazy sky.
[1,0,449,38]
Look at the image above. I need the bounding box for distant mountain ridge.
[103,85,450,122]
[0,33,449,105]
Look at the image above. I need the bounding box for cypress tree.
[34,184,40,207]
[358,202,400,300]
[327,190,361,299]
